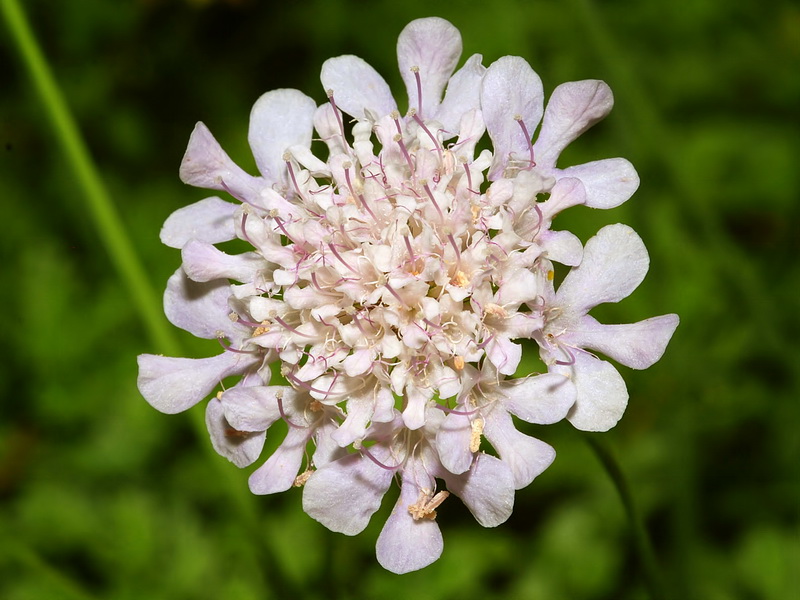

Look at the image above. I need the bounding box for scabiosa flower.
[137,16,677,573]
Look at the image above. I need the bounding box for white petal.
[320,55,397,120]
[376,461,443,574]
[206,398,265,468]
[562,314,680,369]
[483,409,555,489]
[558,158,639,209]
[163,268,242,340]
[555,223,649,315]
[302,453,394,535]
[502,373,576,424]
[248,426,310,495]
[397,17,462,117]
[248,89,316,183]
[181,239,263,283]
[481,56,544,180]
[179,122,263,199]
[534,80,614,169]
[553,352,629,432]
[435,410,473,475]
[218,385,286,432]
[539,230,584,266]
[160,197,237,249]
[435,54,485,136]
[441,453,514,527]
[137,352,249,414]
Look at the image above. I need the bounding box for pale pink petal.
[248,89,316,184]
[163,268,240,340]
[331,393,374,447]
[218,385,286,431]
[539,230,583,266]
[555,224,649,314]
[302,452,394,535]
[481,56,544,180]
[160,197,237,249]
[483,409,555,489]
[320,55,397,120]
[552,351,629,432]
[562,314,679,370]
[434,54,485,136]
[540,177,587,220]
[376,461,443,574]
[206,398,265,468]
[248,426,311,494]
[441,453,514,527]
[181,239,263,283]
[179,122,263,199]
[137,351,251,414]
[485,336,522,376]
[402,386,431,430]
[397,17,462,118]
[435,409,473,475]
[533,80,614,169]
[558,158,639,209]
[502,373,576,424]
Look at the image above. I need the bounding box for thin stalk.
[585,435,669,600]
[2,1,301,595]
[1,0,177,356]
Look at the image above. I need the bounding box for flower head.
[137,16,677,573]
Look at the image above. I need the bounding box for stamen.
[411,111,443,162]
[435,404,480,417]
[361,447,402,471]
[327,89,348,148]
[284,153,306,201]
[411,66,423,117]
[422,180,444,220]
[394,133,415,173]
[514,115,536,168]
[276,391,304,429]
[446,230,461,263]
[273,314,315,338]
[328,242,359,274]
[344,163,377,220]
[216,335,258,355]
[383,281,406,306]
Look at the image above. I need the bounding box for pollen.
[253,321,271,336]
[451,270,469,287]
[547,269,554,281]
[453,356,465,370]
[470,417,485,453]
[293,468,314,487]
[408,490,450,521]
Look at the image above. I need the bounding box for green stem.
[2,2,301,595]
[1,0,178,356]
[585,435,669,600]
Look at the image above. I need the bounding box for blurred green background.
[1,0,798,598]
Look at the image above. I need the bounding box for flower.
[137,16,677,572]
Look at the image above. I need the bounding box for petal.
[248,425,311,495]
[533,80,614,169]
[181,239,263,284]
[248,89,317,184]
[137,351,250,414]
[218,385,286,432]
[160,197,237,249]
[553,351,628,432]
[331,393,374,447]
[376,461,443,574]
[320,55,397,121]
[558,158,639,209]
[441,453,514,527]
[163,268,244,340]
[481,56,544,180]
[555,223,649,315]
[562,314,680,369]
[483,409,555,489]
[539,230,584,266]
[179,122,263,199]
[302,452,394,535]
[502,373,576,424]
[397,17,462,117]
[206,397,265,468]
[485,336,522,376]
[434,53,486,136]
[435,409,473,475]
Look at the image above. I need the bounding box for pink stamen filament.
[435,404,480,417]
[412,112,442,162]
[412,66,423,117]
[361,447,402,471]
[277,395,304,429]
[384,282,406,306]
[217,337,258,355]
[273,315,315,338]
[395,134,416,173]
[344,166,377,221]
[327,90,348,148]
[514,117,536,168]
[554,343,576,366]
[404,235,416,261]
[285,159,306,201]
[328,243,359,274]
[423,181,444,220]
[219,179,261,211]
[447,232,461,263]
[285,370,340,399]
